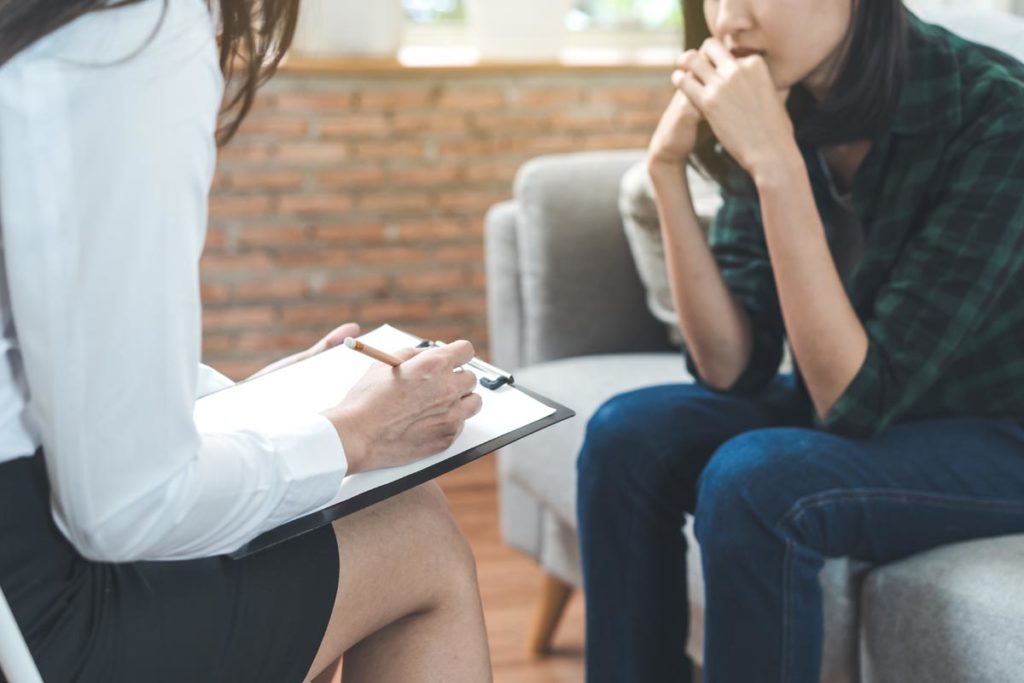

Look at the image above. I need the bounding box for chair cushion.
[860,535,1024,683]
[501,352,689,526]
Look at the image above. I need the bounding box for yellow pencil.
[344,338,404,367]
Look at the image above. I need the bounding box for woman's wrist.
[322,405,369,474]
[749,140,804,192]
[646,156,690,188]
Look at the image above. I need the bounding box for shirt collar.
[889,12,964,135]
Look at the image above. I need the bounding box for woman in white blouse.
[0,1,492,681]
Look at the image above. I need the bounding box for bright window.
[569,0,681,30]
[401,0,682,29]
[403,0,465,24]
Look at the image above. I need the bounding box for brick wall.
[202,64,670,378]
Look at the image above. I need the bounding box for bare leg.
[303,483,492,683]
[309,659,340,683]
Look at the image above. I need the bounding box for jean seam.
[777,488,1024,530]
[781,538,794,683]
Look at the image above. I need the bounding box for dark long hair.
[682,0,908,192]
[0,0,301,145]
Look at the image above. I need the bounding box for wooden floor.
[438,456,586,683]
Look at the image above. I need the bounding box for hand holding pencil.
[320,337,483,475]
[344,337,404,367]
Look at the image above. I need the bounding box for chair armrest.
[485,200,526,370]
[485,150,673,370]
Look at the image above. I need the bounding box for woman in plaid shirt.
[578,0,1024,681]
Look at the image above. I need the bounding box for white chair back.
[910,1,1024,61]
[0,585,43,683]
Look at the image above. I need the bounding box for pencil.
[344,338,404,367]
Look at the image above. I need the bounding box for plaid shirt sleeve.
[685,180,786,395]
[822,113,1024,437]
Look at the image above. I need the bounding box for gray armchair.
[485,150,1024,682]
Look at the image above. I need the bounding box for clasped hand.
[652,38,795,178]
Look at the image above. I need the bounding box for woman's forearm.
[753,151,868,418]
[648,161,754,390]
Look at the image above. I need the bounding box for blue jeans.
[576,375,1024,683]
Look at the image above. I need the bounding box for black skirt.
[0,453,339,683]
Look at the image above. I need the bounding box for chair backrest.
[0,586,43,683]
[911,1,1024,61]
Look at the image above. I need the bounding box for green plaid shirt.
[690,13,1024,437]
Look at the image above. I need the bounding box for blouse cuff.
[266,412,348,524]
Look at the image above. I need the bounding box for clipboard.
[193,325,574,558]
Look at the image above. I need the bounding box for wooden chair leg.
[527,572,574,656]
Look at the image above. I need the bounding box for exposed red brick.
[235,279,307,301]
[358,246,433,266]
[517,88,583,108]
[278,194,353,215]
[360,299,434,321]
[438,191,509,213]
[237,225,310,249]
[389,166,462,187]
[234,331,313,352]
[393,219,469,241]
[438,88,506,111]
[200,252,275,273]
[276,142,350,164]
[313,223,389,244]
[359,89,436,111]
[208,195,274,218]
[217,144,272,164]
[203,67,668,368]
[356,191,433,213]
[281,303,357,325]
[316,167,388,189]
[436,297,487,317]
[395,270,466,292]
[203,306,276,330]
[201,283,230,304]
[319,116,391,139]
[222,170,305,191]
[436,244,485,262]
[203,228,228,251]
[352,141,424,161]
[273,250,352,268]
[317,274,393,297]
[236,117,309,138]
[275,93,356,111]
[391,113,468,135]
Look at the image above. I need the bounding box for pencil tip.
[343,337,357,349]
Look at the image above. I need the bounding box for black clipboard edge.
[229,385,574,558]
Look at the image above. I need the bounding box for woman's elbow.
[53,508,146,563]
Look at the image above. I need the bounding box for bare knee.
[334,482,478,602]
[402,483,479,600]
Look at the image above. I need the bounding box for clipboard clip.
[416,340,515,390]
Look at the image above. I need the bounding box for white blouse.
[0,0,347,562]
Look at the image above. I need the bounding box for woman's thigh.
[577,374,812,513]
[697,417,1024,563]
